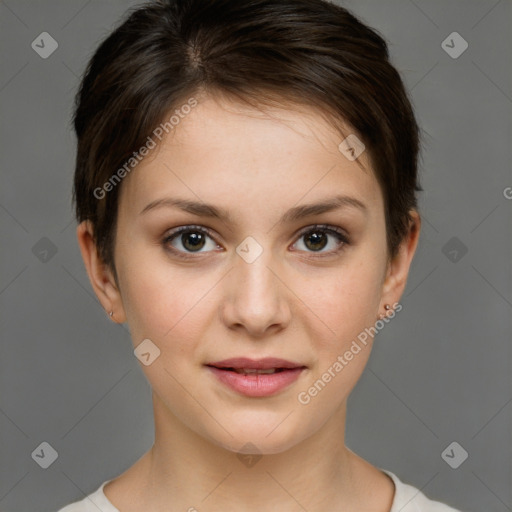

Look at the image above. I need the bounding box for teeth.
[233,368,278,374]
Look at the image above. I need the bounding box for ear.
[379,210,421,312]
[76,220,127,323]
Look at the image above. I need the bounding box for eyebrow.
[140,194,367,224]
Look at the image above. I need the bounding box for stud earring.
[109,311,113,317]
[378,304,392,320]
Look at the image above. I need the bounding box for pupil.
[183,232,205,251]
[305,231,327,251]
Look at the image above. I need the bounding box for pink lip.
[205,357,307,397]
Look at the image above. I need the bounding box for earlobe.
[380,211,421,309]
[76,220,127,323]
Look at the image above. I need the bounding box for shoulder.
[55,472,464,512]
[55,479,119,512]
[383,470,463,512]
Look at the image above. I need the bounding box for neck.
[137,392,365,511]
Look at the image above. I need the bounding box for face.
[79,94,418,455]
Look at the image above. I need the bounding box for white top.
[56,470,462,511]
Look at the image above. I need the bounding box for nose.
[220,245,291,338]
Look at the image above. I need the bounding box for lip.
[205,357,307,397]
[206,357,305,370]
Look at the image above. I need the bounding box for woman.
[58,0,462,510]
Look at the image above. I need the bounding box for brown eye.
[180,231,207,252]
[292,225,349,255]
[303,231,328,251]
[163,226,218,255]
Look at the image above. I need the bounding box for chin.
[206,414,310,456]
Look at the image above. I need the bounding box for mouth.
[206,357,306,371]
[205,357,307,397]
[212,367,288,374]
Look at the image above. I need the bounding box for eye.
[163,225,220,257]
[162,223,349,260]
[291,224,349,255]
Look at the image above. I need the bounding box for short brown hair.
[73,0,422,273]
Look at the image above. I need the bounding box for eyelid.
[294,223,349,242]
[163,224,217,240]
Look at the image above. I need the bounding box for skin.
[77,94,421,511]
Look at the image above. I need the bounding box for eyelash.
[162,224,350,260]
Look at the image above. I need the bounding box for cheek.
[117,250,212,348]
[297,249,386,413]
[293,263,384,416]
[296,255,385,353]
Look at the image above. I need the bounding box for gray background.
[0,0,511,511]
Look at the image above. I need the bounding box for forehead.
[117,95,383,221]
